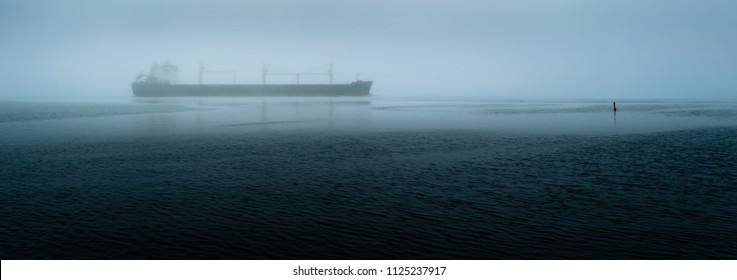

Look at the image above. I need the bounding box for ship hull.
[132,81,372,97]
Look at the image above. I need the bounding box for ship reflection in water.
[133,97,372,132]
[0,97,373,144]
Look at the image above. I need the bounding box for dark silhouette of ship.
[132,62,372,97]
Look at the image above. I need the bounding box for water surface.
[1,97,735,259]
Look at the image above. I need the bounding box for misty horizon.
[1,0,736,99]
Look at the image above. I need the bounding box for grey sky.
[1,0,735,98]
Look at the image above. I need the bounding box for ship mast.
[262,64,268,85]
[199,63,237,84]
[199,62,204,85]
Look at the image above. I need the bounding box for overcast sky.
[1,0,735,99]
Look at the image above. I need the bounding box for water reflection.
[0,97,735,145]
[613,110,617,129]
[370,99,736,134]
[130,97,373,134]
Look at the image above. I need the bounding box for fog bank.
[1,0,736,99]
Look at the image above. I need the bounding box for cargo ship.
[132,62,372,97]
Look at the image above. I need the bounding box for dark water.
[1,97,736,259]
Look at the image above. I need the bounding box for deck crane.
[262,64,334,85]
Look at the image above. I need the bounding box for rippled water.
[0,97,735,259]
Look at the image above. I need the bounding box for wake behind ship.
[132,62,372,97]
